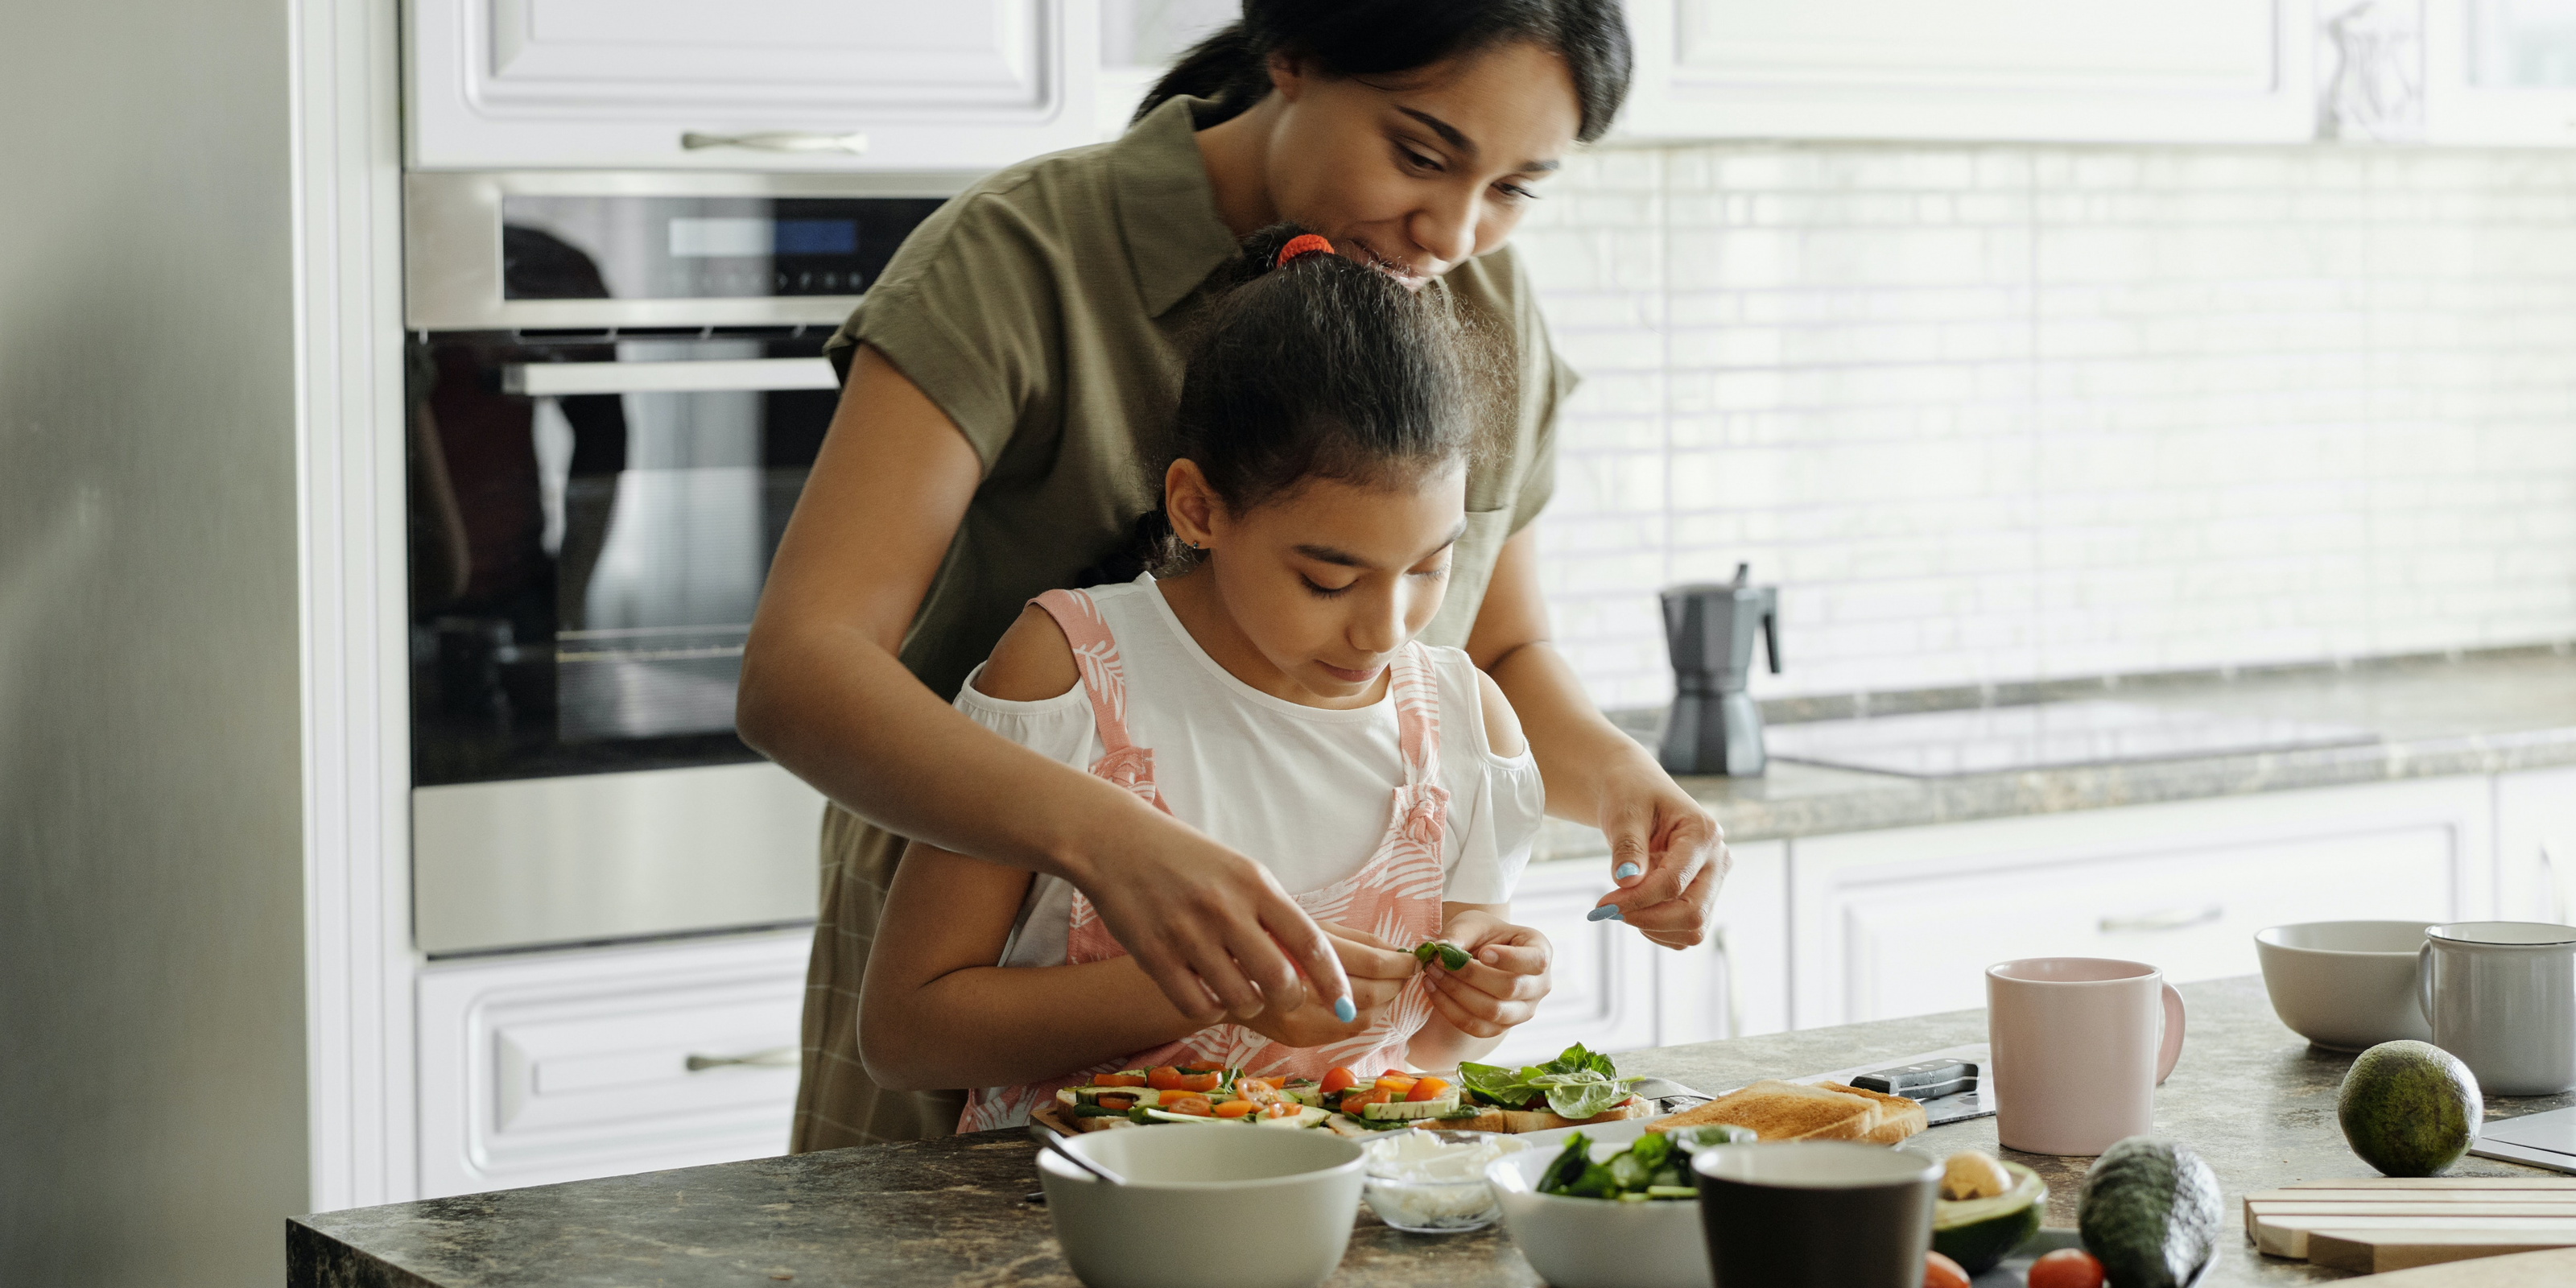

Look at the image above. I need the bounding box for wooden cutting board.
[2245,1179,2576,1266]
[2339,1246,2576,1282]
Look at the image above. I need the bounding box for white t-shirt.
[955,575,1546,969]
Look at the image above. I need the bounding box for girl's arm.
[737,345,1347,1024]
[1468,527,1728,949]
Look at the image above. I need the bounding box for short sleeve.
[952,660,1097,769]
[823,179,1064,475]
[1441,749,1543,905]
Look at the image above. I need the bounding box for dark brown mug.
[1692,1141,1940,1288]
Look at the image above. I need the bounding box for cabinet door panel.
[419,931,808,1198]
[1792,778,2493,1029]
[2501,766,2576,922]
[1484,861,1662,1064]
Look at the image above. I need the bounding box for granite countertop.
[1525,646,2576,858]
[291,976,2574,1288]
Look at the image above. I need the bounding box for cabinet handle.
[686,1046,799,1071]
[680,130,869,155]
[2099,905,2223,935]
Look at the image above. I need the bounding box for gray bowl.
[2256,920,2434,1051]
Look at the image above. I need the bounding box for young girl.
[858,229,1552,1128]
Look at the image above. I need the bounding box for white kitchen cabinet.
[2425,0,2576,144]
[1617,0,2316,143]
[417,929,809,1199]
[1484,840,1789,1065]
[1789,777,2494,1030]
[2500,766,2576,921]
[407,0,1100,171]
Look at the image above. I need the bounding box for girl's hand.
[1587,769,1728,951]
[1232,923,1418,1048]
[1423,910,1551,1038]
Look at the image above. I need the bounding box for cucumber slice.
[1140,1108,1238,1125]
[1645,1185,1699,1199]
[1254,1106,1332,1129]
[1360,1094,1462,1121]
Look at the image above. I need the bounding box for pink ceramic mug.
[1986,957,2186,1156]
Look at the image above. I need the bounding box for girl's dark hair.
[1079,226,1484,586]
[1140,0,1631,143]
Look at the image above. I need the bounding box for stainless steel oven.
[404,171,964,956]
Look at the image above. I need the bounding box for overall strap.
[1387,642,1443,788]
[1027,589,1140,755]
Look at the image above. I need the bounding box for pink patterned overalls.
[958,588,1452,1131]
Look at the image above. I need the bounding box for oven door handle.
[502,357,840,397]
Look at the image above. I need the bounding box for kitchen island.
[291,976,2576,1287]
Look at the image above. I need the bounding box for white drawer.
[1793,778,2491,1029]
[419,930,809,1198]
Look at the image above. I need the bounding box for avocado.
[1933,1159,2046,1274]
[2077,1137,2221,1288]
[2339,1040,2482,1178]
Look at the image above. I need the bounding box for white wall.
[1519,144,2576,709]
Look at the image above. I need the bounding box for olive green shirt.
[827,94,1575,703]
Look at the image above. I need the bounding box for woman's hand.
[1232,923,1418,1048]
[1584,769,1728,950]
[1422,908,1552,1038]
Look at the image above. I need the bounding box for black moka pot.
[1657,564,1781,777]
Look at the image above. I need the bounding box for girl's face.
[1165,461,1468,708]
[1261,40,1582,289]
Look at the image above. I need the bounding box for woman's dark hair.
[1140,0,1631,143]
[1080,226,1485,585]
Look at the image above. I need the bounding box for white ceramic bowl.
[2256,920,2436,1051]
[1038,1127,1364,1288]
[1487,1141,1713,1288]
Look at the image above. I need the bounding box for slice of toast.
[1818,1081,1926,1144]
[1443,1096,1653,1134]
[1645,1080,1876,1141]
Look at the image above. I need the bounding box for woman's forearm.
[862,952,1202,1091]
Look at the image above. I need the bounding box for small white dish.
[1487,1139,1714,1288]
[1038,1127,1364,1288]
[1361,1129,1526,1233]
[2256,920,2435,1051]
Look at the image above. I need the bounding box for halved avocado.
[1932,1160,2046,1274]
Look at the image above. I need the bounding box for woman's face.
[1262,40,1582,289]
[1167,462,1468,707]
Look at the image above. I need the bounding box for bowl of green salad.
[1485,1125,1754,1288]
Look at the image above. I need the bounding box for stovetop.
[1762,698,2380,778]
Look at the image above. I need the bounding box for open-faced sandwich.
[1447,1043,1656,1133]
[1048,1066,1334,1132]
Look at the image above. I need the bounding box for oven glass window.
[407,333,839,785]
[500,195,945,300]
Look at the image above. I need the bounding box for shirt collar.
[1110,95,1245,319]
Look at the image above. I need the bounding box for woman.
[737,0,1730,1151]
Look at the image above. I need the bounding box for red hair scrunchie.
[1274,233,1335,269]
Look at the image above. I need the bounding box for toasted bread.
[1645,1080,1875,1141]
[1817,1081,1926,1144]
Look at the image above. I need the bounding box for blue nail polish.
[1332,997,1357,1023]
[1614,861,1643,880]
[1587,905,1623,923]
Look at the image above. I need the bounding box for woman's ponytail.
[1134,23,1272,128]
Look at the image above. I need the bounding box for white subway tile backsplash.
[1520,142,2576,706]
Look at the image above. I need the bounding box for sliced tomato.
[1340,1087,1393,1108]
[1318,1067,1358,1095]
[1373,1075,1418,1094]
[1095,1093,1137,1111]
[1259,1102,1302,1119]
[1145,1066,1184,1091]
[1212,1100,1258,1119]
[1162,1096,1214,1117]
[1174,1071,1222,1094]
[1243,1076,1282,1092]
[1404,1076,1451,1102]
[1093,1071,1148,1088]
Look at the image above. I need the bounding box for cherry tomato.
[1405,1077,1451,1102]
[1146,1067,1184,1091]
[1340,1088,1393,1108]
[1212,1100,1258,1119]
[1095,1093,1137,1111]
[2026,1249,2107,1288]
[1373,1075,1418,1094]
[1174,1071,1222,1094]
[1162,1096,1213,1117]
[1260,1102,1302,1118]
[1921,1250,1969,1288]
[1094,1071,1147,1088]
[1318,1067,1358,1095]
[1242,1076,1282,1091]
